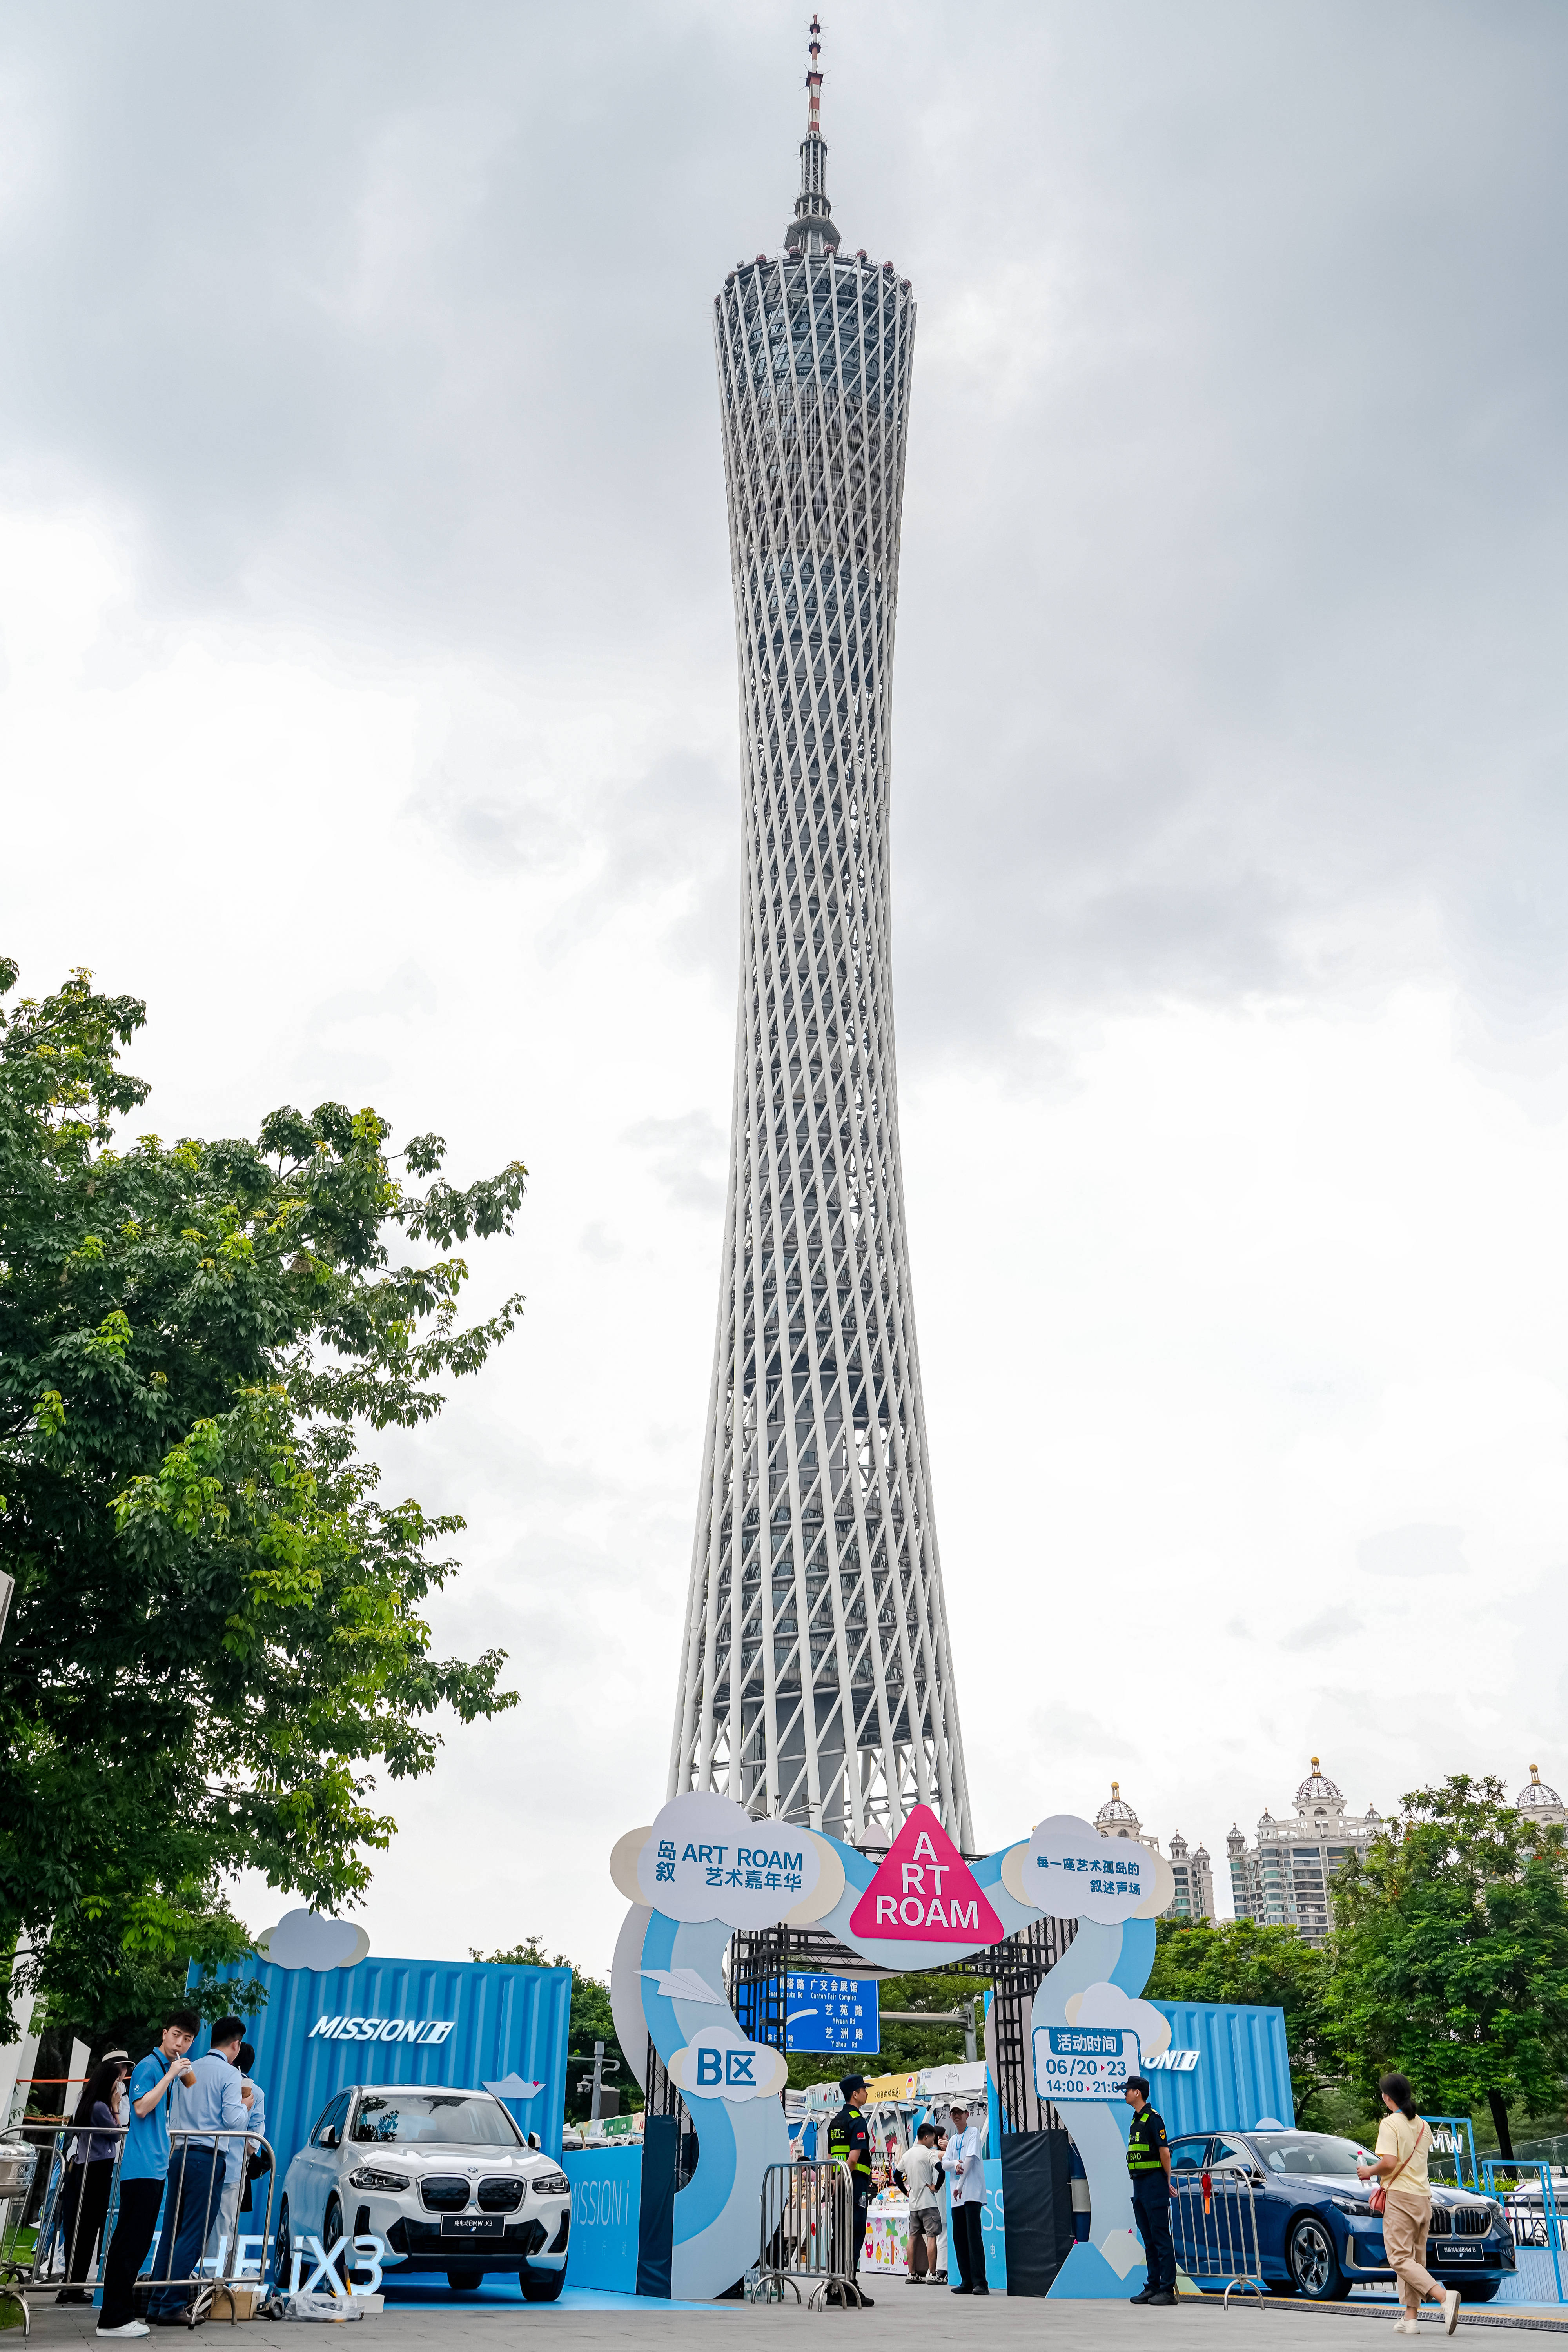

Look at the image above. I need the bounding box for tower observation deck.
[669,22,972,1848]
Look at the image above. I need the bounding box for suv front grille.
[420,2176,472,2212]
[477,2178,524,2213]
[1430,2208,1490,2239]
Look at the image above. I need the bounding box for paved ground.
[9,2290,1568,2352]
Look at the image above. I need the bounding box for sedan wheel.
[1288,2216,1350,2301]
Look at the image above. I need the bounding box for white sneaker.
[1443,2288,1461,2335]
[1394,2321,1418,2336]
[95,2325,151,2339]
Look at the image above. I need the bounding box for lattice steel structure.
[669,22,972,1848]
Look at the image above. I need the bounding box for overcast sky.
[5,0,1568,1973]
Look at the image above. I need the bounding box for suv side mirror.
[320,2127,338,2149]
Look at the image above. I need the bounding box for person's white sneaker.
[1443,2288,1461,2335]
[95,2323,151,2339]
[1394,2319,1417,2335]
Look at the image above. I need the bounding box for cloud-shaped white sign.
[1065,1980,1172,2060]
[666,2022,789,2104]
[634,1792,820,1929]
[1025,1814,1152,1924]
[260,1910,370,1972]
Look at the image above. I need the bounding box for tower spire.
[786,14,841,257]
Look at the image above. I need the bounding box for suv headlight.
[530,2172,570,2198]
[1332,2198,1374,2217]
[347,2166,411,2192]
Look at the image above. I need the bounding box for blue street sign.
[735,1972,880,2054]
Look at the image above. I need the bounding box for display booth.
[200,1929,571,2192]
[592,1791,1291,2303]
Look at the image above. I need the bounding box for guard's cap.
[840,2073,867,2097]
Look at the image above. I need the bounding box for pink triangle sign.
[848,1804,1004,1945]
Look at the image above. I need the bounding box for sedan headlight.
[347,2166,411,2192]
[530,2172,570,2198]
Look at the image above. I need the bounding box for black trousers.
[100,2177,166,2330]
[1132,2176,1176,2291]
[60,2159,115,2284]
[950,2200,986,2290]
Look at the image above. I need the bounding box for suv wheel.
[521,2268,566,2303]
[1288,2216,1350,2300]
[274,2201,292,2295]
[446,2269,484,2292]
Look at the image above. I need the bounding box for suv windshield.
[352,2094,521,2147]
[1251,2133,1370,2178]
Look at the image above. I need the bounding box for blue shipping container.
[196,1953,572,2185]
[1145,2000,1294,2138]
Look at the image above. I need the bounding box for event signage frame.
[607,1794,1179,2303]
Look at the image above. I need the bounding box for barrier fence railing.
[1482,2159,1567,2299]
[0,2124,277,2334]
[1169,2165,1266,2305]
[755,2158,864,2307]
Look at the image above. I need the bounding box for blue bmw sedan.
[1167,2129,1517,2302]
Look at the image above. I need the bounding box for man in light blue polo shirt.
[96,2011,199,2340]
[148,2019,249,2322]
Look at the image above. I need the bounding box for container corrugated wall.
[199,1953,572,2181]
[1147,2001,1294,2136]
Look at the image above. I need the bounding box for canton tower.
[669,22,972,1849]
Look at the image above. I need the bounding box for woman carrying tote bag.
[1357,2073,1459,2336]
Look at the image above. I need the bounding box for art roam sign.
[308,2014,456,2045]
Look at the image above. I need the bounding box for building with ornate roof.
[1092,1782,1214,1922]
[1226,1758,1384,1944]
[1516,1764,1566,1830]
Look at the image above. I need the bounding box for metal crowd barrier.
[1483,2160,1567,2297]
[1170,2164,1266,2305]
[755,2158,865,2307]
[0,2122,276,2333]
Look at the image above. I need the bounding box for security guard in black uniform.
[825,2074,876,2307]
[1124,2075,1176,2304]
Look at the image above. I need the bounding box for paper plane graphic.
[484,2074,544,2101]
[640,1967,730,2006]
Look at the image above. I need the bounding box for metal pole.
[963,2002,977,2065]
[591,2041,605,2123]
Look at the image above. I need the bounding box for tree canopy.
[0,959,526,2041]
[1328,1775,1568,2158]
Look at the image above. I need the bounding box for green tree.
[1328,1775,1568,2159]
[477,1939,642,2122]
[0,959,525,2040]
[1145,1916,1339,2123]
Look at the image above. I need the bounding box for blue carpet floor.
[379,2278,720,2313]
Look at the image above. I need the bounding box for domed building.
[1516,1765,1566,1830]
[1093,1782,1214,1920]
[1226,1758,1385,1945]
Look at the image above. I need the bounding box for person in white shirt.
[898,2125,943,2285]
[946,2102,988,2296]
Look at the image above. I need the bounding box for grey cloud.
[1357,1524,1468,1579]
[626,1108,727,1215]
[4,0,1567,1078]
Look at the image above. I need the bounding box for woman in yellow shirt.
[1356,2073,1459,2336]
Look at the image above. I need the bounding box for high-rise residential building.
[1226,1759,1383,1944]
[668,22,971,1847]
[1091,1783,1214,1920]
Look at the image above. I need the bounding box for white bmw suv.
[276,2084,571,2301]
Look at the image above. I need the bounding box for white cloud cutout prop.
[1025,1813,1154,1924]
[632,1792,820,1929]
[258,1910,370,1972]
[1131,1845,1176,1920]
[609,1826,654,1903]
[665,2022,789,2104]
[999,1840,1036,1907]
[1064,1980,1172,2060]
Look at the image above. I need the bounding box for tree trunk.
[1487,2088,1514,2160]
